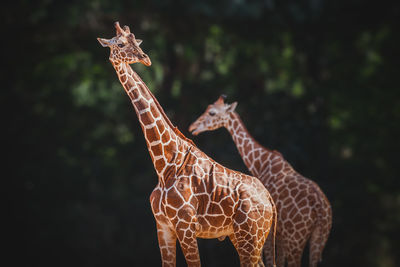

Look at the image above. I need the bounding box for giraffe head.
[189,95,237,136]
[97,22,151,66]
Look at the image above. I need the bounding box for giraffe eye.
[118,43,125,48]
[209,111,216,116]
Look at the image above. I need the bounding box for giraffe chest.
[149,178,199,223]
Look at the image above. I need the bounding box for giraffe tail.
[269,193,277,267]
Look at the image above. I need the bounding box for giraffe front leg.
[156,222,177,267]
[175,220,201,267]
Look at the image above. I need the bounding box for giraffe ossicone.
[189,95,332,267]
[98,22,277,267]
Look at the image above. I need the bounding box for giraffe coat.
[189,96,332,267]
[98,22,277,267]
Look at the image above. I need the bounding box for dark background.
[5,0,400,266]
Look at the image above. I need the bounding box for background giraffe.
[189,95,332,267]
[98,22,277,267]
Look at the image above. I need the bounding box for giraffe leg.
[285,237,310,267]
[263,233,284,267]
[155,222,177,267]
[257,258,266,267]
[262,232,274,267]
[229,233,264,267]
[275,238,286,267]
[286,248,303,267]
[309,206,332,267]
[231,222,269,267]
[283,228,310,267]
[175,223,201,267]
[309,224,329,267]
[228,233,251,267]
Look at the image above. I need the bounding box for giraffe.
[97,22,277,267]
[188,95,332,267]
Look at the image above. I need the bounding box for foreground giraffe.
[189,96,332,267]
[98,22,277,267]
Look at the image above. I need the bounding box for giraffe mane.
[231,112,272,152]
[133,71,196,146]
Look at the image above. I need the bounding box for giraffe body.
[150,147,275,266]
[98,23,276,267]
[189,96,332,267]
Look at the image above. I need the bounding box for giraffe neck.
[225,112,275,178]
[112,61,191,178]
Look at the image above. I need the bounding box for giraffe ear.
[136,39,143,46]
[97,38,111,47]
[227,102,237,112]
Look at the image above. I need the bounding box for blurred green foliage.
[4,0,400,266]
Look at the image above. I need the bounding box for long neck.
[112,61,190,177]
[225,112,276,178]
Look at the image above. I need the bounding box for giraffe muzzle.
[140,54,152,66]
[188,122,204,136]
